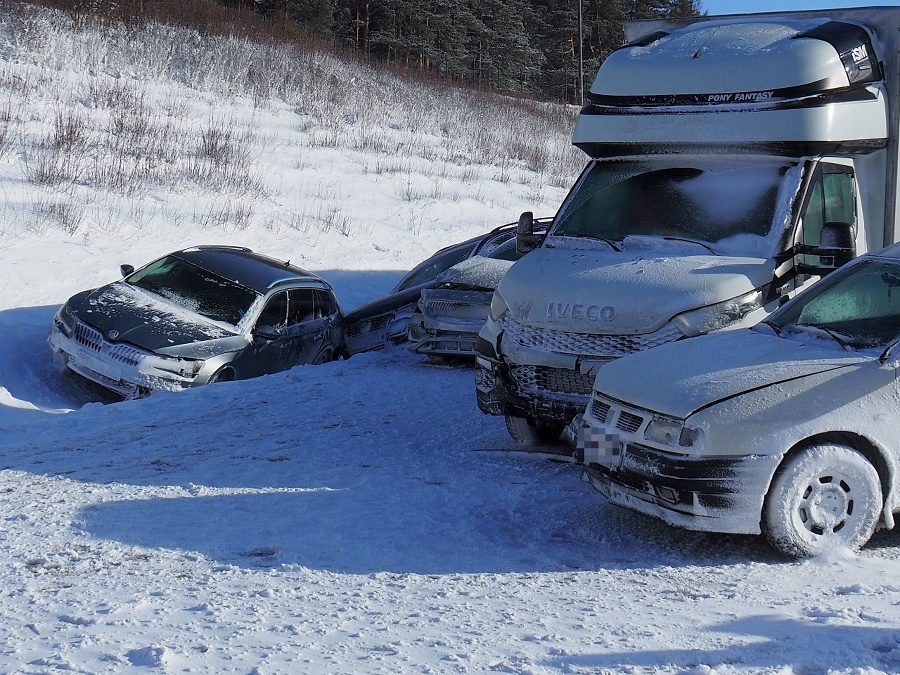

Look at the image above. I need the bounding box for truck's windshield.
[551,160,790,251]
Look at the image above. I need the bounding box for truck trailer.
[475,7,900,444]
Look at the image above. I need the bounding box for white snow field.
[1,4,900,674]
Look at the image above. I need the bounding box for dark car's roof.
[174,246,326,294]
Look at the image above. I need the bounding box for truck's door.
[793,161,858,292]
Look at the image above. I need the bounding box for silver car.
[49,245,343,398]
[575,242,900,557]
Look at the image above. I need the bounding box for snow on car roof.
[175,246,324,294]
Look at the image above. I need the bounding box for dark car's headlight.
[53,304,77,337]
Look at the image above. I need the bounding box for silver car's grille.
[510,365,594,397]
[501,317,682,357]
[73,322,142,366]
[616,410,644,433]
[590,399,611,423]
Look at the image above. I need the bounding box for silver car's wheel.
[505,415,564,445]
[763,444,881,558]
[207,367,235,384]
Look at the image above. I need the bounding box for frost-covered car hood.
[436,255,513,290]
[499,243,773,333]
[593,328,864,419]
[69,282,241,355]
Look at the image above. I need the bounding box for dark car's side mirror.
[516,211,542,255]
[253,324,281,341]
[120,264,134,278]
[798,221,855,276]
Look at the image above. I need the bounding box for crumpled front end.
[408,288,493,357]
[49,308,205,397]
[575,392,781,534]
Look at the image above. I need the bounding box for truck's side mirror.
[120,264,134,277]
[516,211,542,255]
[798,221,855,276]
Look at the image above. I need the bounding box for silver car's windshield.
[766,258,900,350]
[551,160,788,248]
[127,255,259,325]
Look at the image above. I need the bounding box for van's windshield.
[550,159,791,253]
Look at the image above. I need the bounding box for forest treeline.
[24,0,702,102]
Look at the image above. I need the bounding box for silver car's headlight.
[672,288,764,337]
[644,415,703,449]
[489,290,509,322]
[146,355,204,379]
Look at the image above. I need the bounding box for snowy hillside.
[2,4,900,675]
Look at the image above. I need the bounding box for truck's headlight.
[489,290,509,321]
[672,288,764,337]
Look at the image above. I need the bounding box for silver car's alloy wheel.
[763,444,881,558]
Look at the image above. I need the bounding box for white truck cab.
[475,9,900,444]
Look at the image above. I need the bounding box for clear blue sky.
[702,0,899,15]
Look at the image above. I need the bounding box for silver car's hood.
[593,328,864,419]
[499,243,772,333]
[70,282,238,354]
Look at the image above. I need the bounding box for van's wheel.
[762,444,881,558]
[505,415,564,445]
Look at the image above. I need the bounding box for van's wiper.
[880,339,900,364]
[662,236,717,254]
[583,236,621,252]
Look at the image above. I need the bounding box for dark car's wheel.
[763,444,881,558]
[505,415,564,445]
[207,367,235,384]
[313,349,334,365]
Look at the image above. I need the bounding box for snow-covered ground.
[2,5,900,674]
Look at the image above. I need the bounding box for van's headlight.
[672,288,764,337]
[489,290,509,321]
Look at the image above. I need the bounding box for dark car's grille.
[590,399,611,423]
[346,313,391,338]
[616,410,644,433]
[73,322,142,366]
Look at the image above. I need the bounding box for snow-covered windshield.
[766,258,900,350]
[550,159,791,253]
[126,255,260,325]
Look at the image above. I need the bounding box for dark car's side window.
[258,292,289,329]
[287,289,316,325]
[314,289,339,317]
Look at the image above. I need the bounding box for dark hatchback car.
[343,220,549,356]
[48,245,343,398]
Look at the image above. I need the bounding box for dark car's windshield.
[127,255,260,325]
[551,160,789,249]
[765,258,900,350]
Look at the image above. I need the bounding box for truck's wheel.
[762,444,881,558]
[505,415,564,445]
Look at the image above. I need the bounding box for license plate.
[76,349,122,382]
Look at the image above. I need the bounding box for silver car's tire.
[763,444,881,558]
[505,415,564,445]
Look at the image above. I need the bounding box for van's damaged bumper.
[578,439,781,534]
[474,334,595,423]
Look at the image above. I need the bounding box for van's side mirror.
[120,264,134,278]
[516,211,542,255]
[798,221,855,276]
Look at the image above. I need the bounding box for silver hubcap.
[798,474,853,535]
